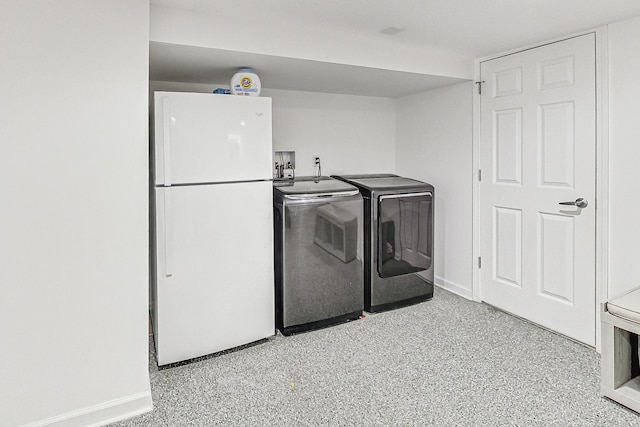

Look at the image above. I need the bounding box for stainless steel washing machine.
[331,174,434,312]
[273,177,364,335]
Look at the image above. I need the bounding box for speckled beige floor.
[112,287,640,426]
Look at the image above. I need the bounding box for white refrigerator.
[151,91,275,366]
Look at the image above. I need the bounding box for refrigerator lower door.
[153,181,274,365]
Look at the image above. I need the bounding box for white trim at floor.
[21,390,152,427]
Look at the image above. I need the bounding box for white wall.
[268,89,396,176]
[390,18,640,306]
[0,1,151,425]
[607,16,640,298]
[150,81,397,177]
[395,82,474,298]
[392,16,640,308]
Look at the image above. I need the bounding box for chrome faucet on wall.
[274,150,295,180]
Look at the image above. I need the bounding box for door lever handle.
[559,198,588,208]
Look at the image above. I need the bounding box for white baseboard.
[434,275,473,300]
[22,390,152,427]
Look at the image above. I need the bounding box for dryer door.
[377,192,433,278]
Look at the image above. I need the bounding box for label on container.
[231,70,261,96]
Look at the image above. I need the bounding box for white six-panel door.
[479,34,596,345]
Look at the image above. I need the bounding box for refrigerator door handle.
[163,188,173,277]
[162,97,172,186]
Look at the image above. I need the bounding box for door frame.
[471,27,609,351]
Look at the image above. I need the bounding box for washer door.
[279,193,364,328]
[377,192,433,278]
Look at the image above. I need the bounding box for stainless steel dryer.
[331,174,434,312]
[273,177,364,335]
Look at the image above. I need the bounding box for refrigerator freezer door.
[154,92,272,186]
[153,181,275,365]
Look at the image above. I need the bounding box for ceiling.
[149,0,640,97]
